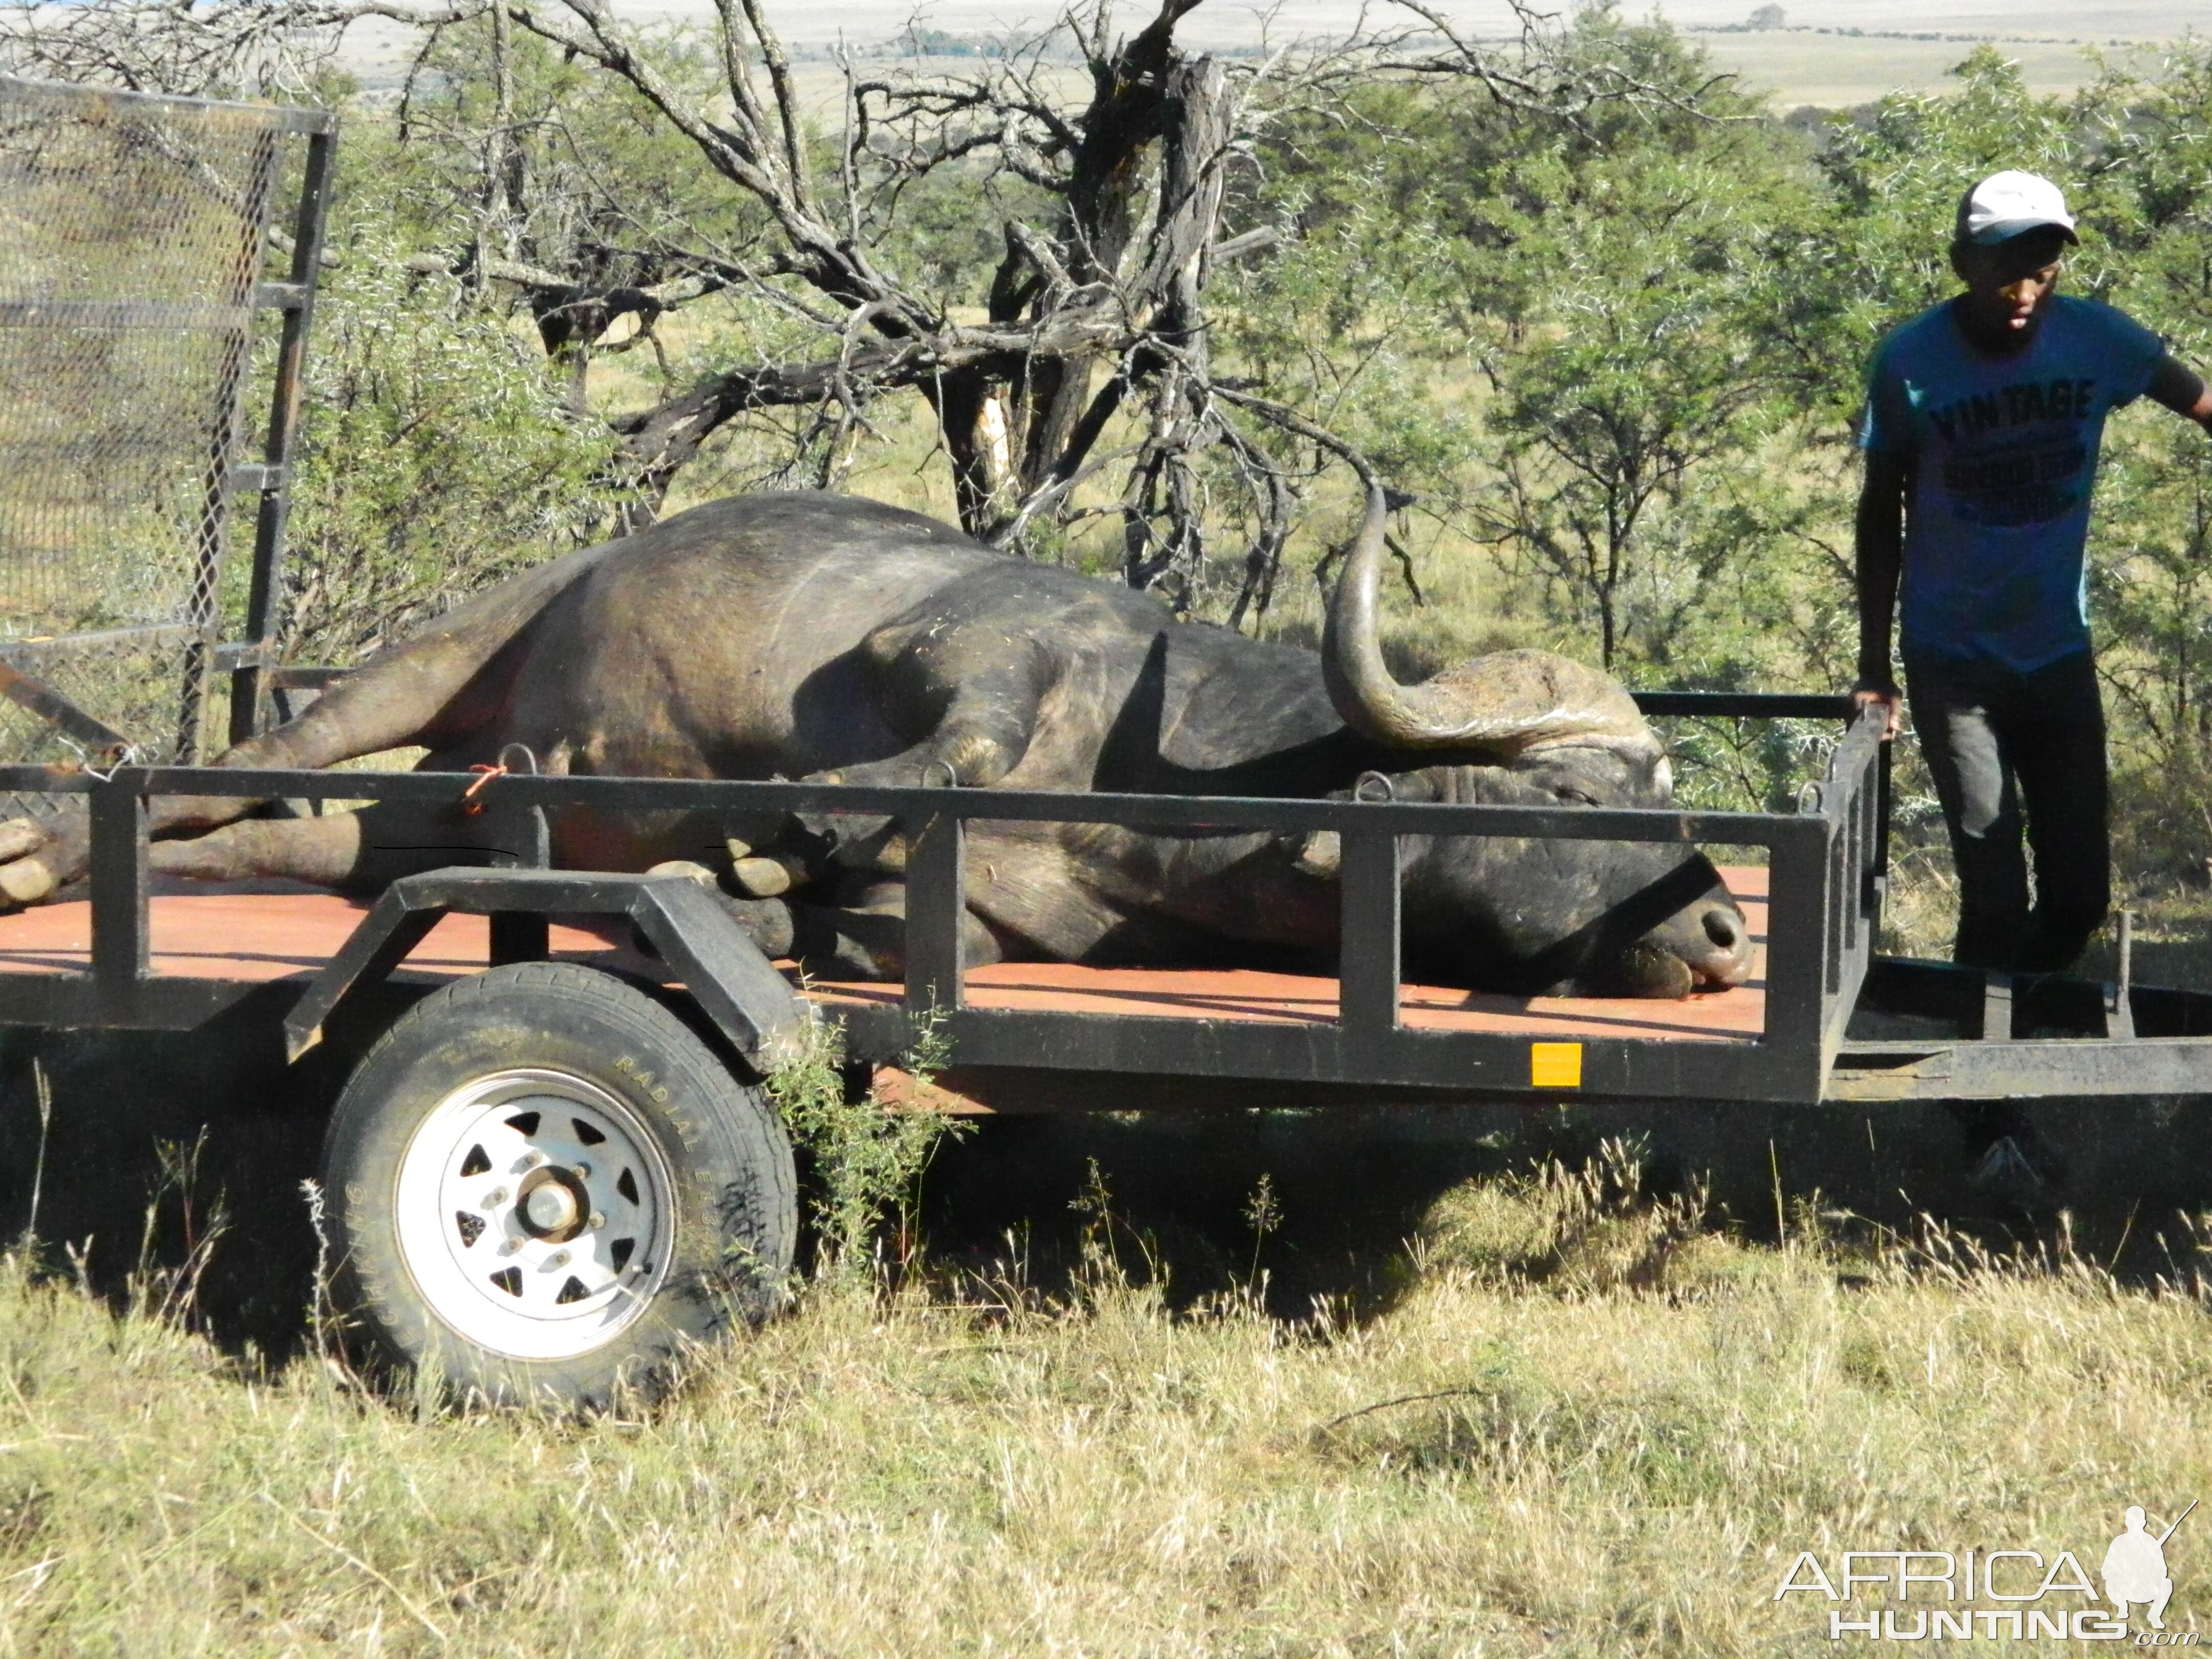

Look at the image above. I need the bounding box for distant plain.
[623,0,2204,49]
[332,0,2203,108]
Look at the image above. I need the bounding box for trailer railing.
[0,691,1889,1102]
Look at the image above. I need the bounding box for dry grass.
[1,1152,2209,1655]
[1695,32,2157,110]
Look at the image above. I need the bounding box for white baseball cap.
[1955,171,2078,246]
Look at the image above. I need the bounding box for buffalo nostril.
[1703,908,1741,951]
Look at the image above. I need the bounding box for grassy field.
[1695,32,2158,109]
[333,7,2182,110]
[755,38,2135,133]
[2,1140,2209,1657]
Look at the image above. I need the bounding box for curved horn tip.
[1322,482,1419,743]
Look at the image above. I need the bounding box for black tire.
[322,961,796,1408]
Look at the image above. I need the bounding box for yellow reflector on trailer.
[1530,1041,1583,1089]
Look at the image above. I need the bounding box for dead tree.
[0,0,1734,620]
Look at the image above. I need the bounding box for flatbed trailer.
[4,602,2212,1415]
[5,75,2207,1406]
[0,690,2203,1111]
[5,692,2209,1412]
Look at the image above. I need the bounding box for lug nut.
[587,1212,605,1230]
[574,1162,591,1179]
[483,1187,508,1207]
[547,1249,570,1268]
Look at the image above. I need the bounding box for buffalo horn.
[1321,486,1647,752]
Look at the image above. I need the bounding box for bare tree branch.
[0,0,1741,620]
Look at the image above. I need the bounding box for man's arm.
[2148,355,2212,431]
[1853,448,1911,738]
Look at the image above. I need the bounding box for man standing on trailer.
[1854,170,2212,974]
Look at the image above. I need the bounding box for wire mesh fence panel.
[0,77,314,767]
[0,633,197,749]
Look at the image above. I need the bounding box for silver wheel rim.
[393,1068,676,1362]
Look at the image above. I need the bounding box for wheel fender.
[283,866,809,1074]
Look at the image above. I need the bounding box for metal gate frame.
[0,78,336,762]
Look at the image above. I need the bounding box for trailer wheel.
[322,961,795,1408]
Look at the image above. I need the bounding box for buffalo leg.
[757,723,1043,892]
[0,541,609,905]
[841,613,1054,793]
[742,718,1050,895]
[144,799,504,891]
[741,621,1061,891]
[147,811,369,886]
[151,811,813,972]
[786,880,1008,982]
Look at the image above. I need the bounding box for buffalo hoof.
[731,855,806,898]
[714,894,796,959]
[0,855,54,907]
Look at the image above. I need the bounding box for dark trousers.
[1904,650,2109,974]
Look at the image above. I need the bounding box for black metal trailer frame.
[1,686,2204,1110]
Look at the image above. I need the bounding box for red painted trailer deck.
[0,867,1771,1045]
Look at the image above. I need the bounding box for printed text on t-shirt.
[1926,378,2097,443]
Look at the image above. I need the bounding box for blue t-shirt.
[1858,294,2166,671]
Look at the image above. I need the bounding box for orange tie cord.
[459,761,509,816]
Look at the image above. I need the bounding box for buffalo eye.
[1556,786,1600,806]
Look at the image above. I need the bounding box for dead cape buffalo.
[0,490,1753,996]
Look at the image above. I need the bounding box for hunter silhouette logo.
[2105,1502,2193,1632]
[1774,1499,2197,1641]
